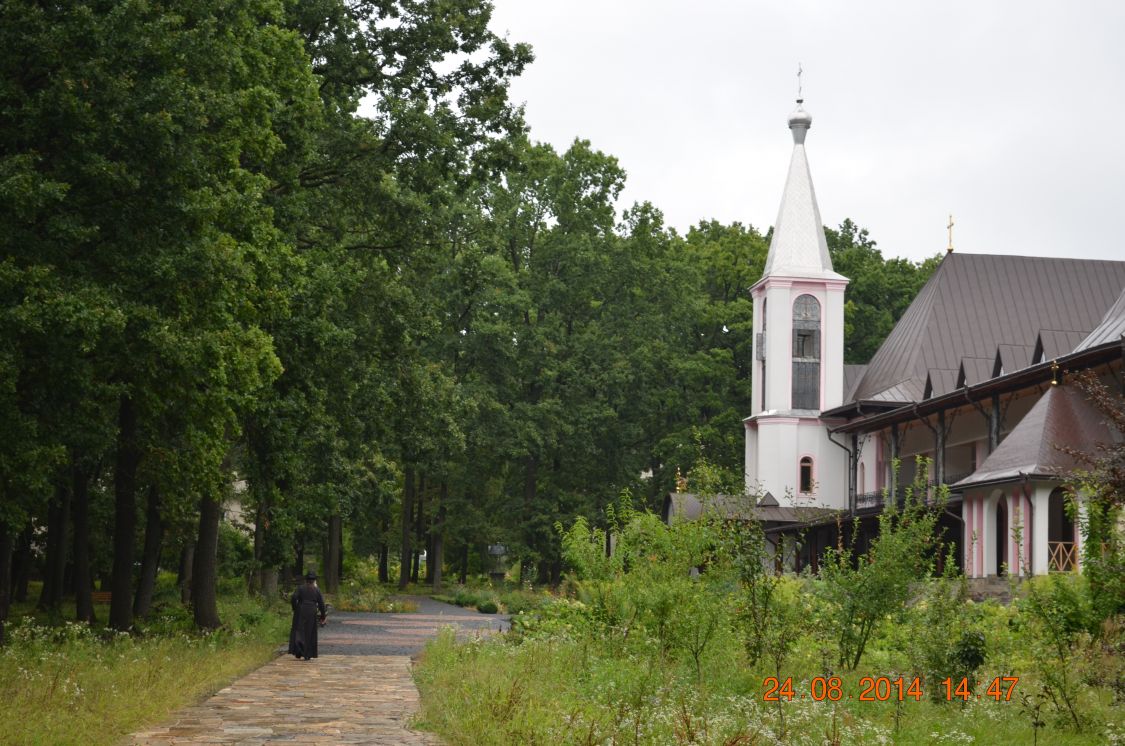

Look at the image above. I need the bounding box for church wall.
[822,283,847,409]
[762,282,794,412]
[744,424,759,491]
[746,417,848,508]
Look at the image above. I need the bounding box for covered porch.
[951,382,1107,578]
[960,482,1080,578]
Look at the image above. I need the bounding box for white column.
[963,496,976,577]
[982,490,997,577]
[744,423,758,494]
[1031,484,1050,576]
[764,283,792,412]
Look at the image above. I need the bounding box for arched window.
[792,295,821,410]
[799,456,814,494]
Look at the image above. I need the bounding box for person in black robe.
[288,570,326,660]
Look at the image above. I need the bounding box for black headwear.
[305,570,317,581]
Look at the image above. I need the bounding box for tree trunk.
[337,524,344,585]
[178,541,195,606]
[521,456,539,581]
[325,514,341,593]
[412,475,425,584]
[73,464,95,624]
[192,494,222,630]
[110,394,140,631]
[459,544,469,585]
[0,525,12,646]
[293,535,305,579]
[38,480,71,613]
[398,466,414,590]
[250,491,268,594]
[431,483,447,589]
[378,542,389,583]
[133,485,163,618]
[12,526,31,602]
[416,474,427,585]
[259,567,278,600]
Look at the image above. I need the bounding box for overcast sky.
[486,1,1125,264]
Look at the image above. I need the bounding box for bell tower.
[744,98,849,506]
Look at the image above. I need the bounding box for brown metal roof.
[953,384,1113,489]
[958,357,994,387]
[1037,329,1089,361]
[995,344,1034,376]
[925,368,958,398]
[843,364,868,401]
[848,253,1125,405]
[1075,286,1125,351]
[662,492,836,525]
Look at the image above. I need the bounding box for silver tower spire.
[759,91,845,281]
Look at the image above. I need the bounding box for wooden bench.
[91,591,112,605]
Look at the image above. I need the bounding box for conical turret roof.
[760,102,847,282]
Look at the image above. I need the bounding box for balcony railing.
[1048,541,1077,572]
[855,469,974,512]
[941,470,974,487]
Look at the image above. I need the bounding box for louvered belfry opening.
[792,294,821,409]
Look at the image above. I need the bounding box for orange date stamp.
[762,676,1019,702]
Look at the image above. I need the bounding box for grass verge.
[0,594,287,746]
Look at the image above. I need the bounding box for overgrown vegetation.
[416,466,1125,745]
[0,588,287,746]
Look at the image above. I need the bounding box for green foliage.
[509,597,591,642]
[1019,574,1095,729]
[330,558,414,612]
[1064,370,1125,622]
[816,463,945,670]
[825,219,940,364]
[900,554,987,699]
[497,589,546,616]
[417,591,1123,746]
[217,522,255,580]
[417,475,1122,746]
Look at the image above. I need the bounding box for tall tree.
[825,219,939,364]
[2,0,321,628]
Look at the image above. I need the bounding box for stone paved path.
[128,596,508,745]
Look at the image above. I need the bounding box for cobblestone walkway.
[128,596,507,745]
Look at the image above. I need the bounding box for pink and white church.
[737,99,1125,579]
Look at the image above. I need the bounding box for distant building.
[668,99,1125,579]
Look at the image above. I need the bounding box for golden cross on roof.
[946,214,955,253]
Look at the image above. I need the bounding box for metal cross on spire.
[947,214,955,253]
[796,63,804,102]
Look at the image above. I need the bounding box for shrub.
[509,598,591,642]
[900,552,986,698]
[1018,574,1095,730]
[477,600,499,614]
[499,590,544,616]
[816,462,944,670]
